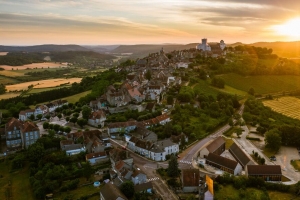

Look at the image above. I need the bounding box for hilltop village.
[2,39,300,200]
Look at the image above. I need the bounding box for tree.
[265,129,282,151]
[0,84,6,94]
[27,142,45,162]
[66,116,70,122]
[44,114,50,121]
[64,126,71,133]
[236,128,243,138]
[82,162,93,180]
[167,95,174,105]
[73,112,79,118]
[81,105,91,120]
[29,114,35,121]
[248,88,255,96]
[145,70,151,81]
[36,114,43,121]
[53,124,60,132]
[77,118,87,128]
[70,117,77,125]
[120,181,135,198]
[167,155,179,177]
[43,122,49,129]
[57,113,62,120]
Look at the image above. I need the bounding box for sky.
[0,0,300,45]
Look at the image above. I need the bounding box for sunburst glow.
[273,18,300,38]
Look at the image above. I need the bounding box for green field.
[215,185,300,200]
[0,75,20,85]
[193,79,247,98]
[0,160,34,200]
[27,85,71,94]
[30,90,92,108]
[219,73,300,94]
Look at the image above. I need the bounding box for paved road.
[181,104,244,163]
[110,139,178,200]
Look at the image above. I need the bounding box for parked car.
[270,156,276,161]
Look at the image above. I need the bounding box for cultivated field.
[0,92,21,100]
[0,62,67,70]
[6,78,82,91]
[220,73,300,94]
[0,52,8,56]
[263,96,300,120]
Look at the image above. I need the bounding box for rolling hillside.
[111,43,198,58]
[0,44,90,52]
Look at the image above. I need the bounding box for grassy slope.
[30,90,91,108]
[219,73,300,94]
[0,160,34,200]
[193,79,246,98]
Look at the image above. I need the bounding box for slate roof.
[181,169,200,187]
[229,142,251,167]
[206,153,238,171]
[206,137,225,153]
[247,165,282,175]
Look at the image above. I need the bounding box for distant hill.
[83,45,120,53]
[111,43,198,58]
[249,41,300,58]
[0,44,90,52]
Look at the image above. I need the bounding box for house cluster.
[198,137,282,181]
[19,100,68,121]
[4,117,40,150]
[99,147,155,200]
[59,130,111,163]
[196,38,227,58]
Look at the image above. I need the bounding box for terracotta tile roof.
[115,160,125,171]
[206,153,238,171]
[86,151,107,159]
[181,169,200,187]
[206,137,225,153]
[155,114,170,122]
[108,121,137,129]
[89,110,106,119]
[229,142,251,168]
[247,165,282,175]
[19,109,35,115]
[21,121,39,133]
[5,118,22,131]
[109,148,128,162]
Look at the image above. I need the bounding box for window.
[8,131,11,135]
[30,136,34,140]
[30,132,33,136]
[26,133,28,137]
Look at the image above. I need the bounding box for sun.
[272,18,300,38]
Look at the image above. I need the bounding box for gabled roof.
[229,142,251,167]
[100,182,128,200]
[247,165,282,175]
[155,114,170,122]
[89,110,106,120]
[181,169,200,187]
[134,182,153,193]
[206,153,238,170]
[86,151,107,159]
[206,137,225,153]
[21,121,39,133]
[5,118,22,131]
[19,109,35,115]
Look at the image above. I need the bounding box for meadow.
[219,73,300,94]
[6,78,82,91]
[263,96,300,120]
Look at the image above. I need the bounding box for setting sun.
[273,17,300,38]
